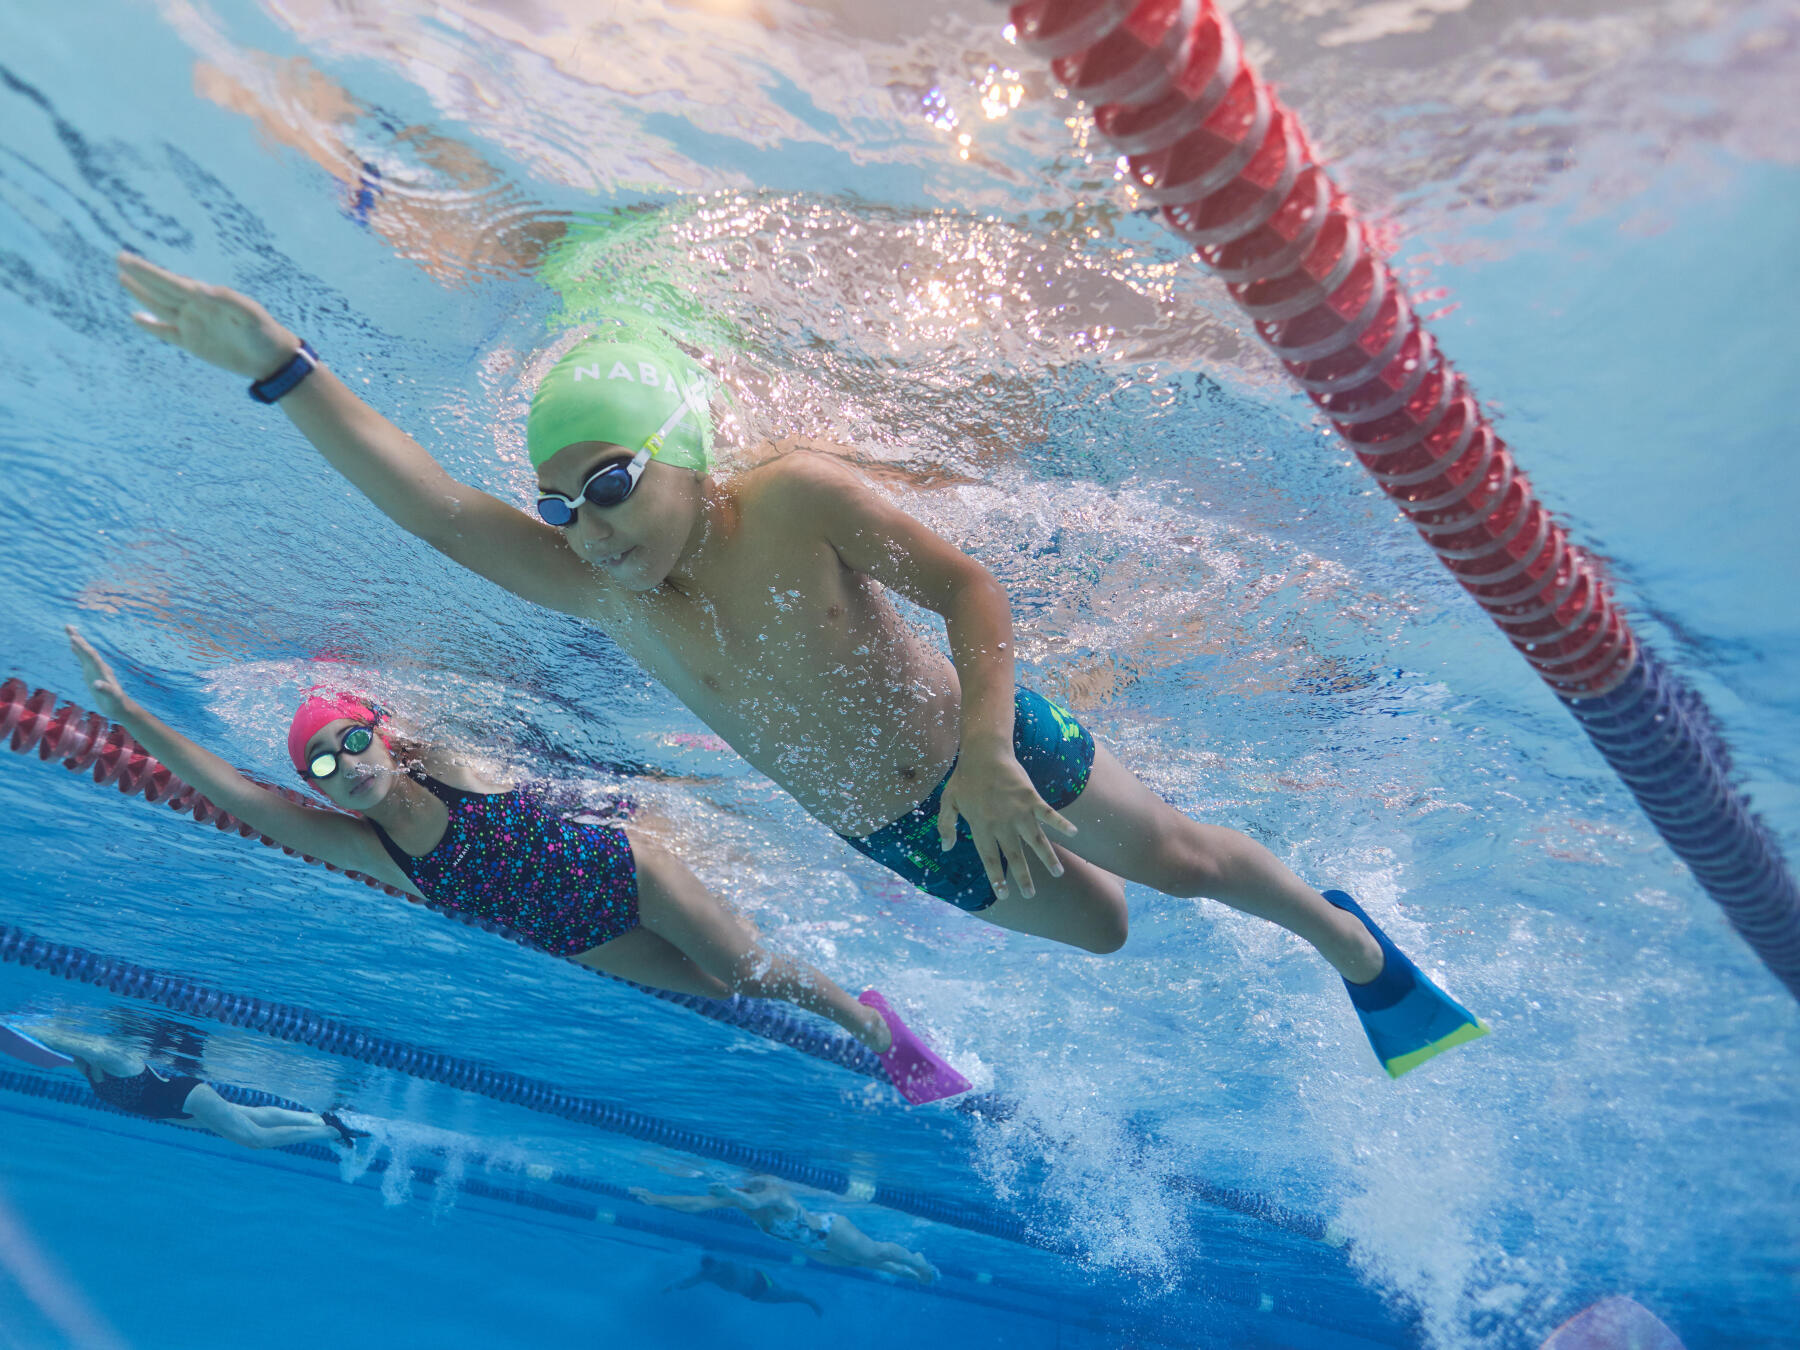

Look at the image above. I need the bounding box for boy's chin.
[610,553,672,592]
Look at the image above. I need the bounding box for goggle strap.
[641,401,690,458]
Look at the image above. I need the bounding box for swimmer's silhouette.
[663,1254,822,1317]
[632,1176,936,1284]
[6,1018,365,1152]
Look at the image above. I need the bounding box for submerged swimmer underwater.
[2,1,1797,1348]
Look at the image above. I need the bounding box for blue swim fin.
[1324,890,1489,1078]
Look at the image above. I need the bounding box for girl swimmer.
[65,628,968,1103]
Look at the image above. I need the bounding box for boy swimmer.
[116,253,1486,1077]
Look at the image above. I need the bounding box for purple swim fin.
[858,990,970,1105]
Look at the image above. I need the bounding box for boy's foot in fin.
[857,990,970,1105]
[320,1110,370,1145]
[1324,890,1489,1078]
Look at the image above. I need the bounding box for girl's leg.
[573,926,732,998]
[181,1086,339,1149]
[240,1104,336,1129]
[822,1218,936,1283]
[625,835,890,1053]
[1053,742,1383,980]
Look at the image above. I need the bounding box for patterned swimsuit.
[371,774,640,957]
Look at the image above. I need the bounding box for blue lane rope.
[1564,649,1800,986]
[0,921,1022,1242]
[0,920,1336,1250]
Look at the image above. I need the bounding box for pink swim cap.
[287,692,383,774]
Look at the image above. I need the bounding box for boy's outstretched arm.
[782,453,1075,903]
[116,254,602,619]
[65,626,400,885]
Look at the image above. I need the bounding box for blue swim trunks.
[841,687,1095,912]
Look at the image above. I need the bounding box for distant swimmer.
[663,1254,822,1317]
[1,1021,366,1152]
[64,628,966,1105]
[115,252,1486,1079]
[631,1177,937,1284]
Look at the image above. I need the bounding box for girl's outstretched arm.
[66,626,405,887]
[627,1187,736,1215]
[115,253,604,620]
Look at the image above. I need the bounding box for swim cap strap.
[250,341,320,404]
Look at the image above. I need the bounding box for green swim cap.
[527,334,715,472]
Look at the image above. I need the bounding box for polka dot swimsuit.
[371,774,639,956]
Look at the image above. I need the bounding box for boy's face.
[303,717,397,810]
[537,440,700,592]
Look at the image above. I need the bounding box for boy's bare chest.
[604,547,885,705]
[587,523,962,831]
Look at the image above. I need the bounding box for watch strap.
[249,341,319,403]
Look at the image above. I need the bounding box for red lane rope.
[0,678,409,897]
[1011,0,1634,697]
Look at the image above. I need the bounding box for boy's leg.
[1048,741,1383,980]
[975,852,1130,953]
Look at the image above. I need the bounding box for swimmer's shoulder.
[38,1030,141,1078]
[740,440,879,518]
[416,744,514,794]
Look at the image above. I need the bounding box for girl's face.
[301,717,397,810]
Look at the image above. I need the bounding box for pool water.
[1,3,1797,1348]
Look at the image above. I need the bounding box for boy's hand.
[938,748,1077,901]
[66,626,131,722]
[117,253,297,380]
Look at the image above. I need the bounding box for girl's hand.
[66,626,131,722]
[116,252,298,380]
[937,747,1076,903]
